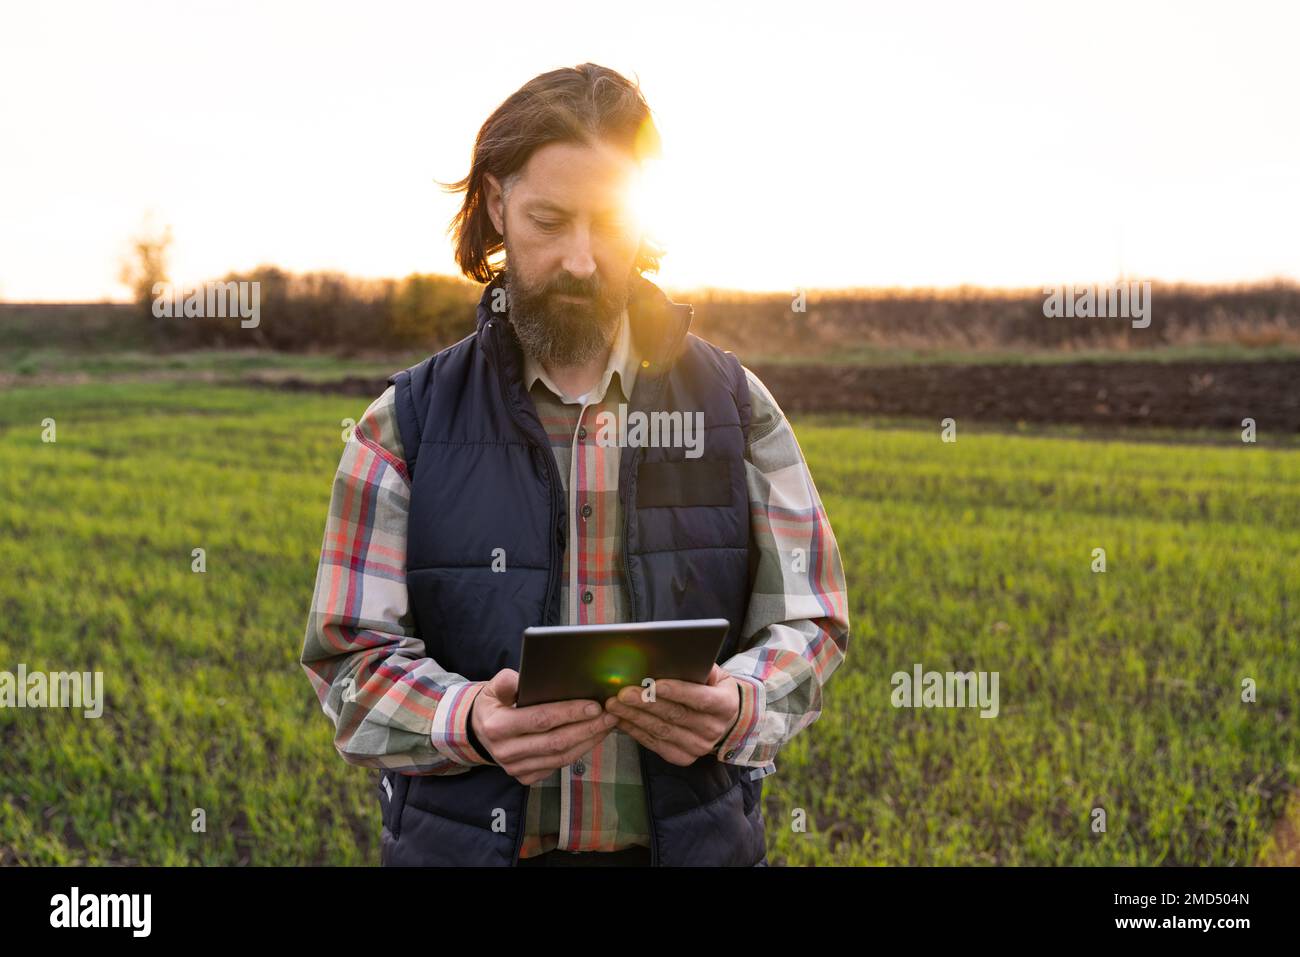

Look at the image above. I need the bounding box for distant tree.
[388,273,478,348]
[118,221,173,318]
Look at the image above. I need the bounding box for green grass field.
[1,381,1296,864]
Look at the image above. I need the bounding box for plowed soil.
[746,359,1300,431]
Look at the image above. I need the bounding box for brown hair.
[442,63,664,283]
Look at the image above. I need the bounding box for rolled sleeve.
[715,673,766,764]
[431,680,495,766]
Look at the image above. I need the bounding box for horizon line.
[6,271,1300,307]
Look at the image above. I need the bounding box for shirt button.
[577,426,587,441]
[582,590,593,604]
[573,760,585,775]
[725,749,736,760]
[581,502,592,519]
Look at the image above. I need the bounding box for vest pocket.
[636,459,732,507]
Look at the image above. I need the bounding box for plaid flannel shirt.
[300,307,850,856]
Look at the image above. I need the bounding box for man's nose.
[560,224,597,280]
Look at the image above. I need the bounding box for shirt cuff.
[431,681,494,766]
[715,673,765,764]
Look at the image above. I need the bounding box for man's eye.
[532,218,562,232]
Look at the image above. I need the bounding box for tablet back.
[515,618,730,707]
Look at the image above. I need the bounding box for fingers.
[611,716,699,766]
[482,683,619,786]
[498,697,604,738]
[651,670,730,710]
[511,732,607,778]
[605,695,717,756]
[611,685,693,724]
[494,710,618,768]
[488,668,519,707]
[608,685,727,746]
[506,719,617,782]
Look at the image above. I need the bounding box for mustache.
[545,274,604,298]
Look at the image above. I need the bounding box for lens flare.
[596,643,648,689]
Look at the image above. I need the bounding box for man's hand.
[469,668,618,786]
[604,664,742,766]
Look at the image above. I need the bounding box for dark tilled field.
[748,359,1300,432]
[263,359,1300,432]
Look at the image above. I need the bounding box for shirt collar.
[520,304,639,405]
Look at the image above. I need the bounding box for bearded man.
[300,62,850,867]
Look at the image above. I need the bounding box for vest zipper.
[623,303,691,868]
[488,317,561,867]
[489,317,564,625]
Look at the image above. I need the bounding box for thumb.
[491,668,520,706]
[705,663,728,686]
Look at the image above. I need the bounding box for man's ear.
[484,173,506,236]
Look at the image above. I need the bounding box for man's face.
[486,139,642,366]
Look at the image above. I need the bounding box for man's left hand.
[605,664,742,766]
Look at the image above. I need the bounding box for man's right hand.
[469,668,617,786]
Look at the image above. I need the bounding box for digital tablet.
[515,618,730,708]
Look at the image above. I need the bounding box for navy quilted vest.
[378,272,768,866]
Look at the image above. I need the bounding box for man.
[300,63,850,867]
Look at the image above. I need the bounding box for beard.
[502,242,632,367]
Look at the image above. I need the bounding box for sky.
[1,0,1298,301]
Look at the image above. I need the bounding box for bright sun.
[625,158,679,263]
